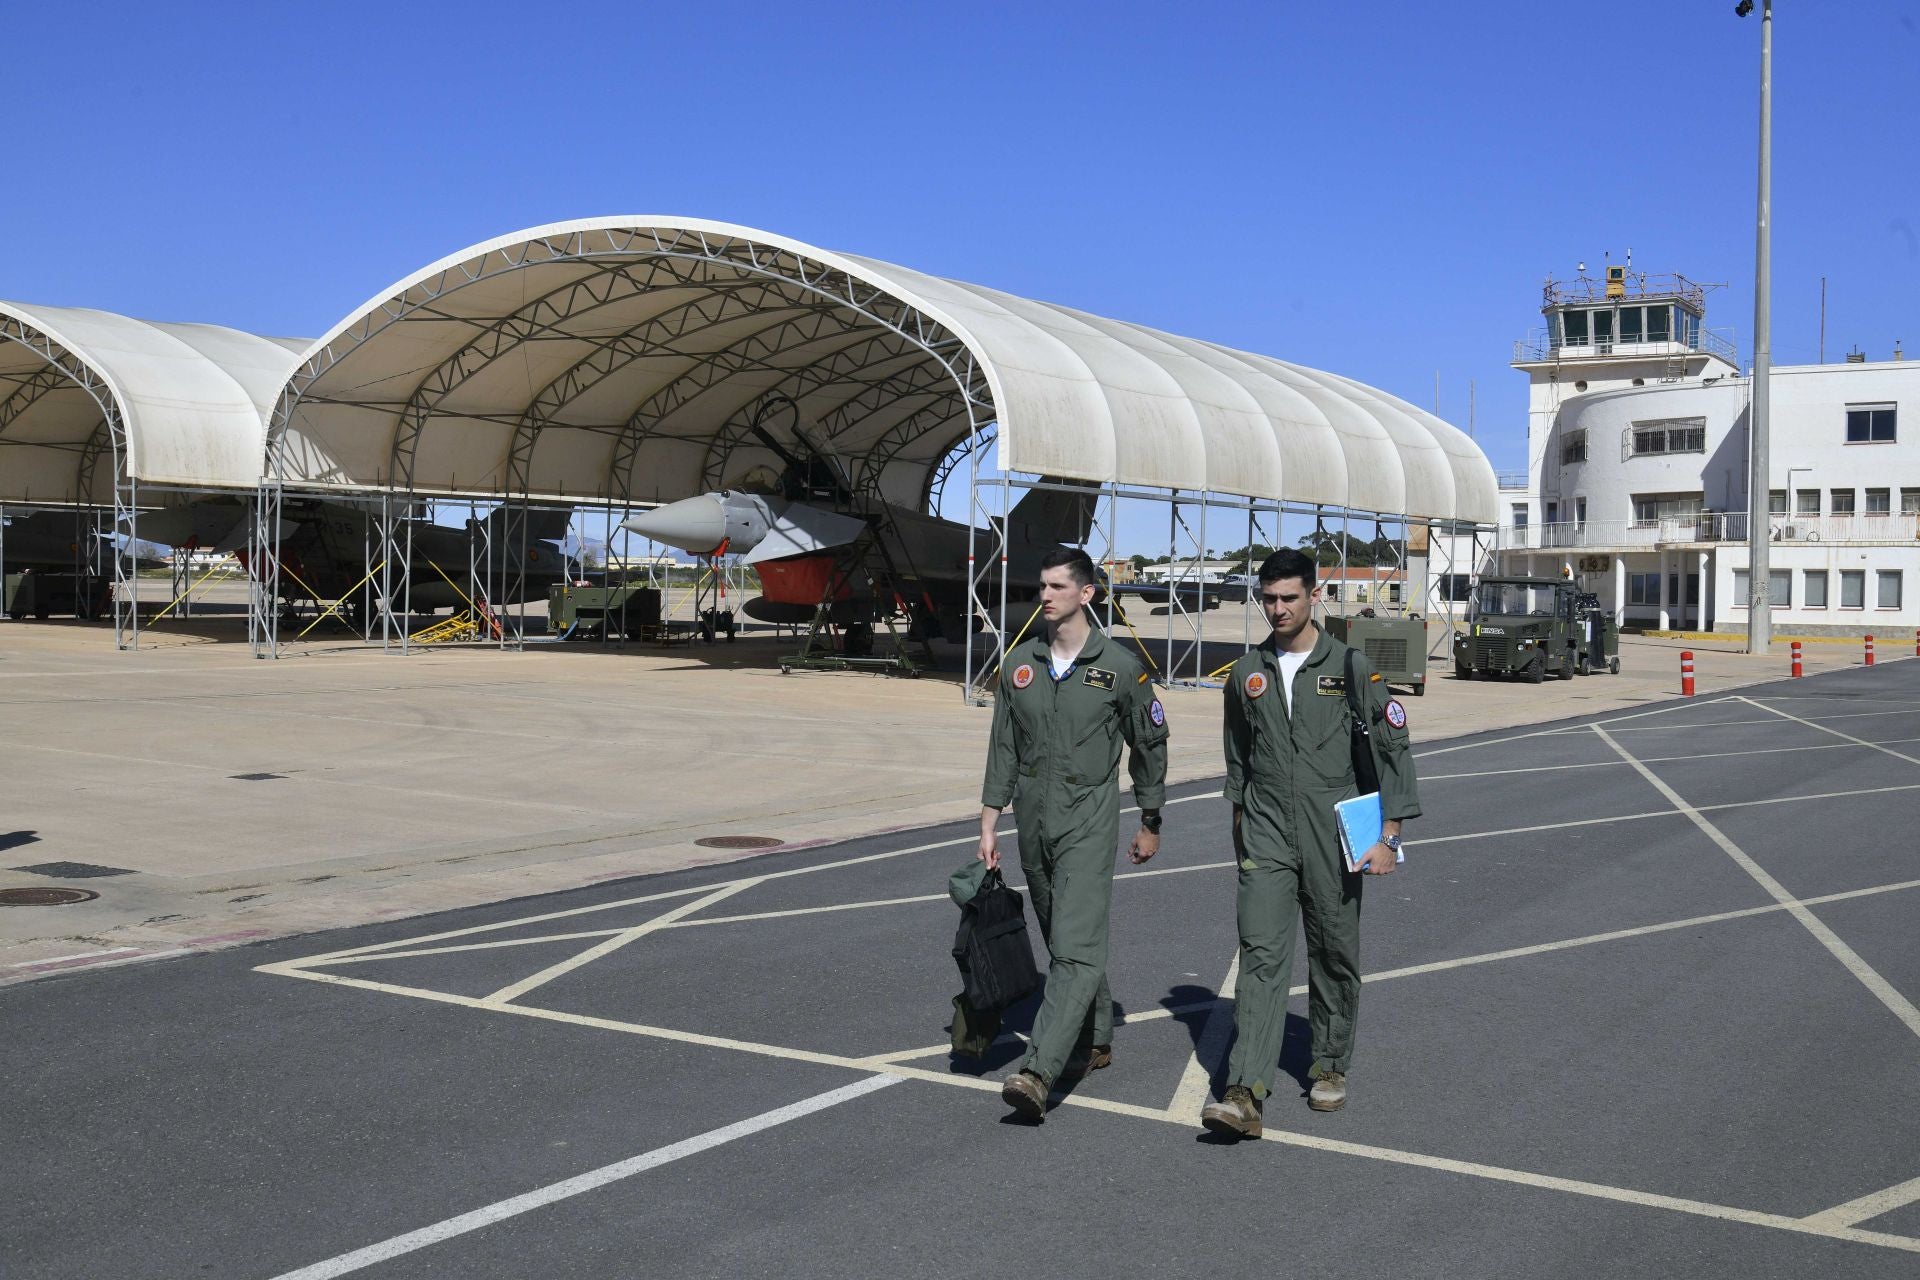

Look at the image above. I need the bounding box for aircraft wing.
[740,502,869,566]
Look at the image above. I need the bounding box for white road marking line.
[1803,1174,1920,1229]
[267,882,726,968]
[262,966,1920,1257]
[1167,953,1238,1116]
[1421,736,1920,783]
[313,929,628,966]
[1597,706,1920,733]
[1739,696,1920,767]
[481,880,759,1005]
[5,947,195,974]
[855,1031,1027,1067]
[1592,725,1920,1041]
[266,1074,901,1280]
[1412,698,1743,758]
[6,946,138,967]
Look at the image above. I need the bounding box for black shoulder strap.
[1344,646,1381,794]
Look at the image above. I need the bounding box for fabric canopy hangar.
[0,300,304,505]
[272,218,1496,525]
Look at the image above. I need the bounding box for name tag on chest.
[1081,667,1116,691]
[1316,675,1347,696]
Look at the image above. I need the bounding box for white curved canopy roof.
[273,218,1495,523]
[0,300,305,504]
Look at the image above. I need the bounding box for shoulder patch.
[1083,667,1116,690]
[1012,663,1034,689]
[1138,672,1151,684]
[1149,699,1165,727]
[1384,698,1407,730]
[1244,670,1269,699]
[1370,672,1383,683]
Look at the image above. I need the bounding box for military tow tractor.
[1453,576,1619,683]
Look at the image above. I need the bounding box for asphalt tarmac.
[6,661,1919,1278]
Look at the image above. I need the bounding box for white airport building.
[1461,268,1917,636]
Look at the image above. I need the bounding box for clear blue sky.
[6,0,1917,483]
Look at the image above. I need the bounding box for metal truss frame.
[0,312,138,648]
[258,225,992,659]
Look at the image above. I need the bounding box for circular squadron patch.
[1244,671,1268,699]
[1149,699,1166,726]
[1384,698,1407,729]
[1012,663,1035,689]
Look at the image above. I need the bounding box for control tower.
[1511,266,1741,511]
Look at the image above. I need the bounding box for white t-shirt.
[1276,646,1311,714]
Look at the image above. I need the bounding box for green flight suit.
[982,626,1169,1085]
[1222,627,1420,1097]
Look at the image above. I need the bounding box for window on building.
[1768,490,1787,517]
[1628,573,1660,605]
[1805,571,1828,608]
[1879,571,1903,609]
[1840,570,1866,609]
[1846,404,1897,443]
[1576,497,1587,528]
[1866,488,1891,516]
[1647,305,1672,342]
[1512,503,1528,530]
[1795,489,1821,517]
[1904,489,1920,516]
[1563,310,1589,344]
[1629,419,1707,456]
[1545,501,1559,527]
[1561,430,1587,464]
[1632,493,1704,526]
[1831,489,1856,516]
[1594,309,1614,349]
[1732,568,1793,608]
[1620,306,1643,342]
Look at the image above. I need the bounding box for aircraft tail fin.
[478,505,573,547]
[1007,479,1098,549]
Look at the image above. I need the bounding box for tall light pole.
[1741,0,1773,653]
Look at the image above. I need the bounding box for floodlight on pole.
[1741,0,1773,654]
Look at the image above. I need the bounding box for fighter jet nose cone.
[619,494,731,555]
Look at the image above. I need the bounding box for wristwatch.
[1140,809,1163,834]
[1382,832,1401,853]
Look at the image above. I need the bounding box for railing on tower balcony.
[1495,471,1529,492]
[1496,513,1920,550]
[1511,327,1739,365]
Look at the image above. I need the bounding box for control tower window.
[1648,306,1672,342]
[1562,310,1590,344]
[1620,306,1643,343]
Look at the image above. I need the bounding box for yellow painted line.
[1593,725,1920,1041]
[1803,1174,1920,1229]
[260,964,1920,1256]
[1738,696,1920,767]
[482,880,758,1005]
[1167,952,1238,1117]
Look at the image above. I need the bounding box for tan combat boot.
[1062,1045,1113,1080]
[1309,1070,1348,1112]
[1000,1070,1049,1121]
[1200,1084,1262,1139]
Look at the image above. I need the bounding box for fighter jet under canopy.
[134,499,573,626]
[621,408,1097,648]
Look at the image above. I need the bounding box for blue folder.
[1334,791,1404,873]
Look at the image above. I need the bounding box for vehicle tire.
[1528,656,1546,684]
[1412,681,1426,696]
[1609,656,1621,675]
[1578,654,1593,677]
[1559,653,1575,681]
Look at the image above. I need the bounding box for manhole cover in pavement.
[0,887,100,906]
[693,835,784,850]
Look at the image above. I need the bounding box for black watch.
[1140,810,1163,834]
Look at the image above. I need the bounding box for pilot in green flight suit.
[1202,548,1420,1138]
[979,549,1169,1122]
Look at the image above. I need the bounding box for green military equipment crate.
[548,581,664,641]
[4,571,108,620]
[1324,612,1429,696]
